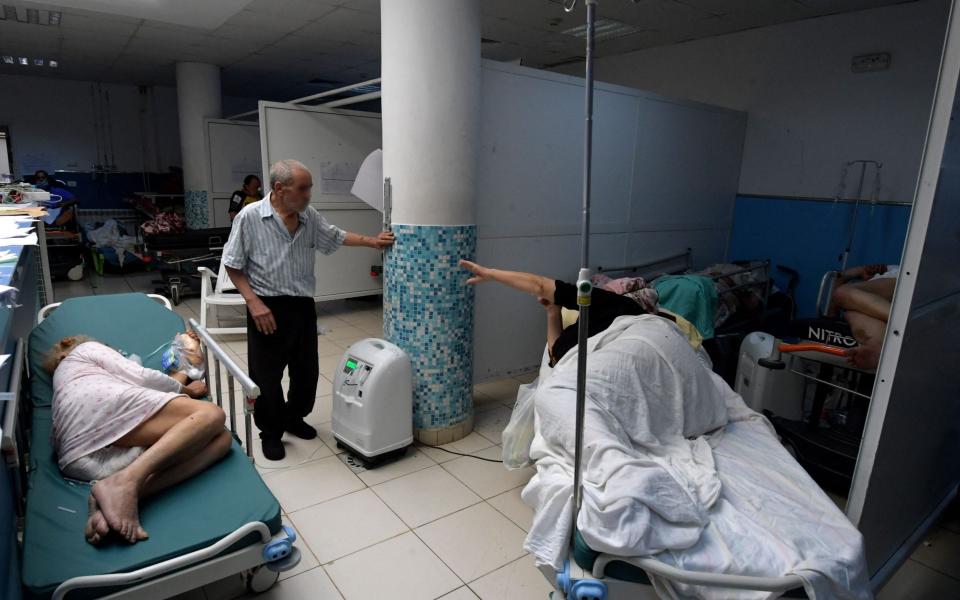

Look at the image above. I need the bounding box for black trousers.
[247,296,319,440]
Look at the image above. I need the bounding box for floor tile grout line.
[908,557,960,583]
[485,484,532,533]
[368,474,484,531]
[355,450,439,487]
[408,500,529,588]
[286,490,410,569]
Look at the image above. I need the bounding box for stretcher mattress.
[22,294,281,599]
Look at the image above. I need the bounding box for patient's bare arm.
[459,259,556,303]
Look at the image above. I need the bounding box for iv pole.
[565,0,597,525]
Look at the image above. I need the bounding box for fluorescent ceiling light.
[18,57,27,66]
[1,56,13,64]
[33,58,43,66]
[25,7,38,23]
[561,18,645,41]
[49,11,60,25]
[49,60,58,68]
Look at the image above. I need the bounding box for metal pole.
[572,0,597,522]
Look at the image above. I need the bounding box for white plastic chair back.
[215,260,238,294]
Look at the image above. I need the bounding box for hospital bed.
[596,249,797,383]
[16,293,299,599]
[142,228,231,306]
[734,271,877,494]
[529,317,869,599]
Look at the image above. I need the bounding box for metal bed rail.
[52,522,289,600]
[189,318,260,459]
[592,554,806,595]
[597,249,693,278]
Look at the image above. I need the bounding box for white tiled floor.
[54,275,960,600]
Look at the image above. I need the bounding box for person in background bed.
[228,174,262,222]
[829,263,898,370]
[459,260,665,366]
[32,169,77,227]
[46,335,228,546]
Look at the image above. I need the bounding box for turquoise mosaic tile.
[185,190,209,229]
[384,224,476,430]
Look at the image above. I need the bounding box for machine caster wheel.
[245,565,280,594]
[170,284,181,306]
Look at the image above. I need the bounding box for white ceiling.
[0,0,918,100]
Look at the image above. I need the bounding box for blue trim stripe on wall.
[727,196,911,318]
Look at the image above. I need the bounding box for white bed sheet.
[519,314,871,600]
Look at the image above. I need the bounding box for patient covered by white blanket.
[521,315,871,599]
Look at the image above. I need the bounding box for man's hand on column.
[373,230,395,249]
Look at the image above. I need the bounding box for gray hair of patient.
[44,335,94,373]
[269,159,309,189]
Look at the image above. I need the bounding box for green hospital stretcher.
[18,293,297,600]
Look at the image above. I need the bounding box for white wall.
[0,74,181,176]
[555,0,950,203]
[0,72,257,178]
[473,62,746,379]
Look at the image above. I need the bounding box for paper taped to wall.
[319,161,359,196]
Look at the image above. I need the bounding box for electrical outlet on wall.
[852,53,891,73]
[66,180,77,187]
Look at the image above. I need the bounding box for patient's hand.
[460,259,492,285]
[184,380,208,399]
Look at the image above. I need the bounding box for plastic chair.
[197,261,246,335]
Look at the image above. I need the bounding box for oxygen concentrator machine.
[331,338,413,465]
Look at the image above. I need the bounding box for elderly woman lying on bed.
[46,334,230,546]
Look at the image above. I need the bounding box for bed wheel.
[245,565,280,594]
[170,283,181,306]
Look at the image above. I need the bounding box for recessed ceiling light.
[561,18,645,41]
[18,57,28,66]
[1,56,13,64]
[49,60,58,68]
[33,58,43,66]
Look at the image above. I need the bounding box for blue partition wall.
[727,196,912,317]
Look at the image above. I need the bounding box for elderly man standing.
[222,159,394,460]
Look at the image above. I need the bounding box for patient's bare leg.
[844,310,886,369]
[89,397,226,543]
[832,278,896,322]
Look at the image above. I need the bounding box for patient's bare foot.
[847,344,881,370]
[91,473,145,543]
[84,495,110,545]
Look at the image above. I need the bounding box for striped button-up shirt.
[222,193,346,298]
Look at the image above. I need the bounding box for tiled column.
[381,0,481,444]
[176,62,220,229]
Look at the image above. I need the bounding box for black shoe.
[261,438,286,461]
[285,419,318,440]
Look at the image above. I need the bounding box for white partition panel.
[205,119,262,228]
[473,62,745,380]
[847,2,960,587]
[255,63,745,378]
[258,102,383,300]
